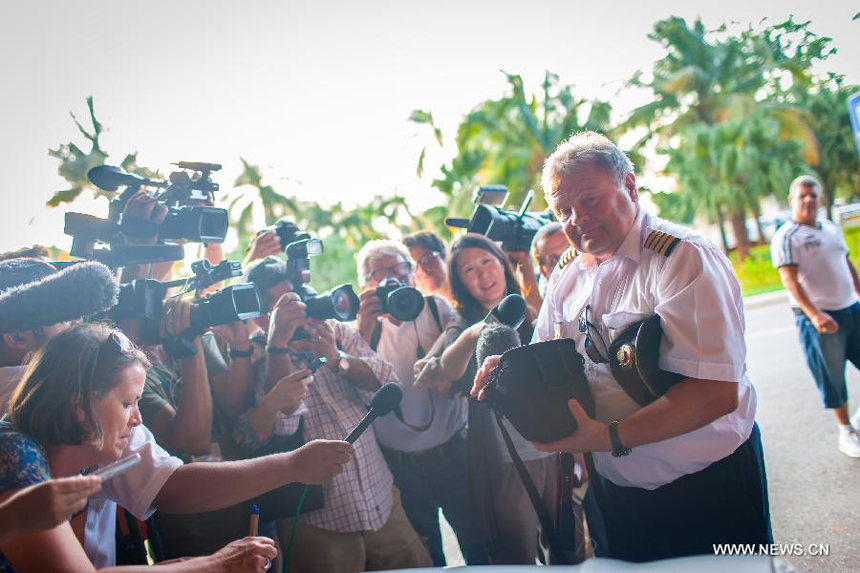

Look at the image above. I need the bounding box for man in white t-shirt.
[770,175,860,458]
[355,240,488,566]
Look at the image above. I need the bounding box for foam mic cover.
[343,383,403,443]
[485,293,526,330]
[476,323,522,365]
[0,262,119,334]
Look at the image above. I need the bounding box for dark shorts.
[794,302,860,408]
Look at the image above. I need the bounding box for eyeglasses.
[578,305,609,364]
[416,251,442,270]
[366,261,412,283]
[97,330,137,369]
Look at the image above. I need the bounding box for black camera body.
[283,233,360,330]
[446,187,554,252]
[375,278,424,322]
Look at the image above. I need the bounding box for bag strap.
[426,295,443,332]
[493,411,569,565]
[369,321,383,352]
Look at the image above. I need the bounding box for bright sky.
[0,0,856,253]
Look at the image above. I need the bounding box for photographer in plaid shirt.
[236,256,431,573]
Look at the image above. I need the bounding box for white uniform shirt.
[770,219,856,311]
[533,209,756,490]
[85,425,183,567]
[371,295,468,453]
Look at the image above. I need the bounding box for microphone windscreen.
[369,383,403,417]
[0,262,119,334]
[476,323,522,365]
[490,293,527,328]
[87,165,125,192]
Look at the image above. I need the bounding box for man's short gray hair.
[356,239,414,285]
[541,131,634,198]
[789,175,822,197]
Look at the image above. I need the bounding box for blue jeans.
[381,431,489,566]
[795,302,860,408]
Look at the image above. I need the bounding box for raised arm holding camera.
[235,252,431,573]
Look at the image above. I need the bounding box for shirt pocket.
[601,310,652,339]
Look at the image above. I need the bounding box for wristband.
[266,345,291,355]
[229,347,254,359]
[609,420,631,457]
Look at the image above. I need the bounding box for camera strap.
[367,297,445,433]
[493,411,569,565]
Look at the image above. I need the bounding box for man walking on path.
[771,175,860,457]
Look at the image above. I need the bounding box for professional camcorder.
[110,258,262,356]
[446,186,554,252]
[374,278,424,322]
[87,163,229,243]
[283,228,360,326]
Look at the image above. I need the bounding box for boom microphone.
[88,165,168,192]
[0,262,119,334]
[485,293,526,330]
[343,383,403,444]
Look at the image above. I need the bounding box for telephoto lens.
[375,278,424,322]
[188,283,262,334]
[304,284,360,322]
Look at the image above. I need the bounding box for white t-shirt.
[770,219,856,311]
[0,366,183,568]
[85,424,183,567]
[371,295,469,453]
[534,210,756,490]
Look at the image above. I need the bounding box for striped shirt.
[237,321,396,532]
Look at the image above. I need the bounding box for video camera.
[87,163,228,243]
[446,186,554,252]
[282,227,360,330]
[110,258,262,357]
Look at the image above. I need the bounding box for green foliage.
[411,70,613,229]
[47,97,159,208]
[631,16,838,258]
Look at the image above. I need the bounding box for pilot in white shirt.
[475,132,773,562]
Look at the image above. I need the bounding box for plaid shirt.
[237,321,396,533]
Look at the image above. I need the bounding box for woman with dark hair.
[424,233,557,564]
[0,323,278,572]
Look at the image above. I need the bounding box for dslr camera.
[374,278,424,322]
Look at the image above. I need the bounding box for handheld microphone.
[485,293,526,330]
[343,383,403,443]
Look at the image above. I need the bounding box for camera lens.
[384,286,424,322]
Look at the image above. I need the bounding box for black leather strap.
[493,411,568,565]
[609,420,631,457]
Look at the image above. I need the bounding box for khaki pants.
[278,487,432,572]
[492,455,557,565]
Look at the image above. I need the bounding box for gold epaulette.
[557,246,578,269]
[643,229,681,256]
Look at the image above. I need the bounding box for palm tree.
[411,70,613,231]
[624,16,834,257]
